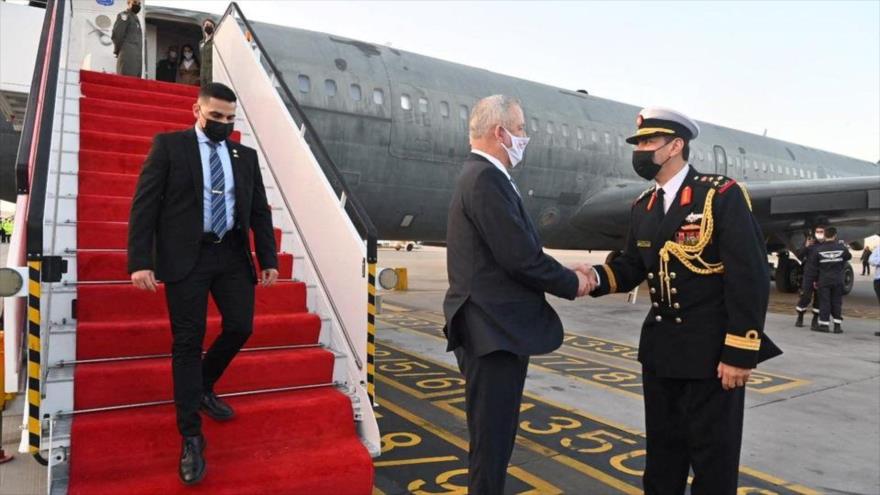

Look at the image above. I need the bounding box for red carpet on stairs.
[68,70,373,493]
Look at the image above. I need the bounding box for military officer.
[111,0,143,78]
[809,226,851,333]
[588,107,782,495]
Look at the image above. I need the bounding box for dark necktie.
[655,187,666,220]
[207,142,227,237]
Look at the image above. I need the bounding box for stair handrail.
[218,2,378,265]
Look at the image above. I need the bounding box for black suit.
[128,127,277,437]
[591,166,781,494]
[443,153,578,494]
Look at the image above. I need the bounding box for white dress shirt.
[655,163,691,213]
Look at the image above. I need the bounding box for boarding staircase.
[3,2,379,493]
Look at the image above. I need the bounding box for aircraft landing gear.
[774,251,800,293]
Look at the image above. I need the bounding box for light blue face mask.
[501,127,530,168]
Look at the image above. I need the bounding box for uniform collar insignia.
[685,212,703,223]
[231,147,239,158]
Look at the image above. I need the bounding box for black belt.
[201,231,239,244]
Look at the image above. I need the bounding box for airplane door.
[713,145,728,175]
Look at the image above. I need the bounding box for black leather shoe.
[179,435,206,485]
[794,313,804,327]
[200,392,235,421]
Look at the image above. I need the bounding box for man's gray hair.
[469,95,522,140]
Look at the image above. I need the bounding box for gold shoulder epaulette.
[633,186,655,206]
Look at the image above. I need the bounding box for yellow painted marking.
[738,467,822,495]
[374,455,458,468]
[380,302,413,313]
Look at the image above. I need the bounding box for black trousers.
[164,234,255,437]
[642,368,745,495]
[862,261,870,275]
[454,345,529,495]
[874,279,880,304]
[818,283,843,325]
[795,279,818,314]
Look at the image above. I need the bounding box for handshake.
[571,263,599,297]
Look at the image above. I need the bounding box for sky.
[149,0,880,163]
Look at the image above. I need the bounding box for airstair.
[2,2,379,493]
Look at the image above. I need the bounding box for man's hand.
[131,269,158,292]
[574,266,597,297]
[717,362,752,390]
[261,268,279,287]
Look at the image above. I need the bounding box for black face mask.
[130,3,141,14]
[204,25,215,36]
[201,113,234,143]
[631,139,675,181]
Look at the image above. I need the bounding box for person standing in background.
[111,0,143,78]
[810,227,851,334]
[199,19,216,87]
[861,245,872,276]
[177,45,200,86]
[156,45,179,83]
[868,247,880,337]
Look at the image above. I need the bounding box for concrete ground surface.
[1,243,878,494]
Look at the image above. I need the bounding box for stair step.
[76,221,282,250]
[81,81,196,109]
[76,281,307,322]
[80,112,193,139]
[76,312,321,360]
[80,97,194,126]
[67,388,374,494]
[78,170,138,198]
[81,70,200,98]
[74,347,334,410]
[78,149,146,175]
[77,249,294,281]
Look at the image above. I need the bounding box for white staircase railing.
[213,3,380,456]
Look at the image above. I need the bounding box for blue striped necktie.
[207,141,227,238]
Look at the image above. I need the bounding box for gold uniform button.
[670,272,677,279]
[671,288,678,295]
[652,302,659,308]
[655,315,663,322]
[675,317,682,324]
[650,288,656,294]
[673,303,680,309]
[648,273,654,280]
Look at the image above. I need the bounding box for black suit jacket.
[591,166,781,378]
[127,128,277,283]
[443,153,579,357]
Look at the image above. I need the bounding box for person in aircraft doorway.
[111,0,143,77]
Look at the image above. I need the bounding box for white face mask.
[501,127,530,168]
[183,52,193,60]
[815,233,825,241]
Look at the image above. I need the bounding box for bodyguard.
[588,107,782,494]
[111,0,143,78]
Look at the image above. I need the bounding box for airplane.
[1,4,878,296]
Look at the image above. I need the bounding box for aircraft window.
[591,130,598,142]
[531,118,539,132]
[547,121,554,134]
[617,135,624,147]
[769,163,775,172]
[373,89,384,105]
[325,79,337,97]
[418,97,428,113]
[698,150,704,161]
[401,94,412,110]
[562,124,569,137]
[799,169,805,178]
[297,75,311,93]
[784,166,790,175]
[350,84,362,101]
[762,162,767,172]
[440,101,450,118]
[459,105,468,120]
[576,127,584,140]
[754,160,759,171]
[604,132,611,145]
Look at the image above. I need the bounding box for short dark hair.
[825,226,837,238]
[199,82,236,103]
[664,136,690,161]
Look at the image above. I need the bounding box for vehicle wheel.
[406,243,414,252]
[775,257,798,293]
[843,264,854,295]
[395,246,401,251]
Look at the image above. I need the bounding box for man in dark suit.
[587,107,782,494]
[443,95,593,494]
[128,82,278,485]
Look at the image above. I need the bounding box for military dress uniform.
[111,8,143,77]
[810,240,851,333]
[590,108,782,495]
